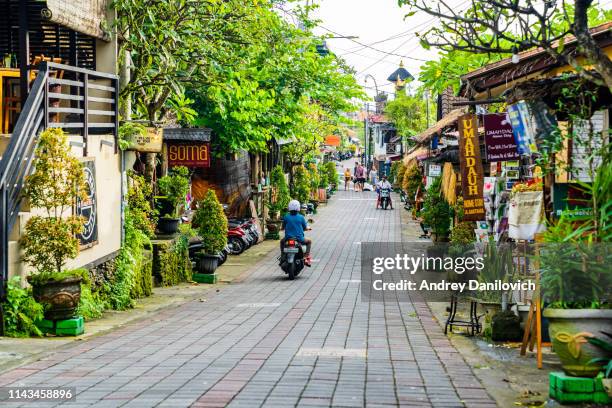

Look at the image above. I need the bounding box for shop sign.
[76,158,98,248]
[124,127,163,152]
[428,164,441,177]
[483,113,519,162]
[168,142,211,168]
[458,114,486,221]
[507,101,537,156]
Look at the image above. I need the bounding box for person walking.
[344,168,352,191]
[354,163,366,192]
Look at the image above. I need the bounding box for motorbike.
[279,238,306,280]
[227,225,250,255]
[379,188,391,210]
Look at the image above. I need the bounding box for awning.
[324,134,341,146]
[413,109,466,144]
[45,0,111,41]
[163,128,212,142]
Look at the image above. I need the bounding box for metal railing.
[0,62,118,328]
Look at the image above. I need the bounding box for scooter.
[227,226,250,255]
[279,238,306,280]
[379,188,391,210]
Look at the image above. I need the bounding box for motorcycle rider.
[281,200,312,266]
[376,174,393,209]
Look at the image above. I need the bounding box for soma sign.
[167,142,211,168]
[458,114,485,221]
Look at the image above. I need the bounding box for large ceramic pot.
[543,308,612,377]
[266,220,282,233]
[196,254,219,274]
[30,276,82,320]
[157,217,180,235]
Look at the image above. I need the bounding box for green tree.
[292,165,311,204]
[400,0,612,90]
[384,93,428,139]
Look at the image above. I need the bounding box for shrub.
[450,222,475,245]
[292,165,310,204]
[127,171,156,237]
[323,161,338,187]
[395,162,406,189]
[157,166,190,217]
[402,164,423,204]
[2,277,44,337]
[422,177,451,236]
[307,163,320,194]
[269,165,290,214]
[194,190,228,254]
[21,128,86,279]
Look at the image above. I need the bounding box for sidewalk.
[0,240,279,374]
[400,207,560,408]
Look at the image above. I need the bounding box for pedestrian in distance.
[344,168,351,191]
[354,162,366,192]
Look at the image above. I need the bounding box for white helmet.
[288,200,301,212]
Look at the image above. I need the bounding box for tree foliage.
[384,93,428,139]
[400,0,612,90]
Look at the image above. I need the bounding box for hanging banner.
[507,101,538,156]
[483,113,520,162]
[76,158,98,248]
[458,114,486,221]
[167,142,211,168]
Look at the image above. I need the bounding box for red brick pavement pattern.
[1,189,497,407]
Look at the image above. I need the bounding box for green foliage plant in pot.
[540,233,612,377]
[292,165,311,205]
[475,241,515,320]
[402,164,422,206]
[21,128,87,321]
[421,177,450,242]
[193,190,228,274]
[323,161,338,191]
[156,166,190,234]
[269,165,290,220]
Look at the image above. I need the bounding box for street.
[1,190,495,408]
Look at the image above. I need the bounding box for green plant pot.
[157,217,180,235]
[29,276,82,321]
[196,254,219,274]
[544,308,612,377]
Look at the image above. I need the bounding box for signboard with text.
[125,127,163,153]
[483,113,519,162]
[458,114,486,221]
[168,142,211,168]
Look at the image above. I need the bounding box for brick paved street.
[1,190,496,408]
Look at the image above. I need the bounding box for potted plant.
[20,128,87,321]
[586,332,612,396]
[540,240,612,377]
[475,242,515,318]
[156,166,190,234]
[193,190,228,274]
[267,165,290,231]
[323,161,338,191]
[292,165,311,205]
[421,178,450,242]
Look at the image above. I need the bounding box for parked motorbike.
[227,225,249,255]
[279,238,306,280]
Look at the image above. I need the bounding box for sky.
[306,0,458,99]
